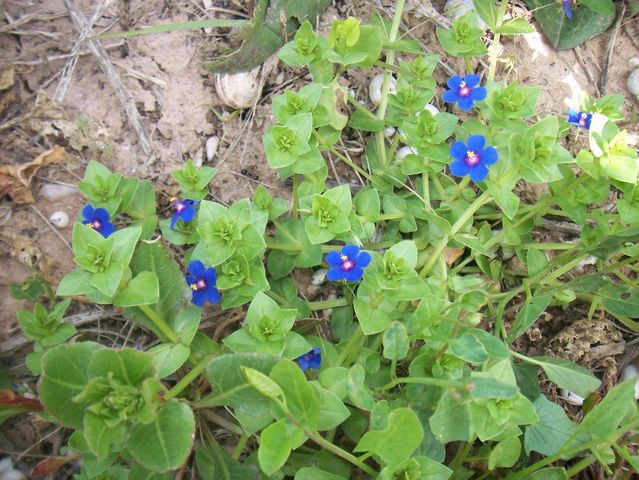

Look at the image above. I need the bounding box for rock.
[205,136,220,162]
[39,183,77,201]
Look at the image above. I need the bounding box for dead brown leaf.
[0,145,67,203]
[443,246,465,266]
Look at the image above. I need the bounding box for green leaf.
[508,291,553,343]
[598,283,639,318]
[526,468,568,480]
[206,353,280,416]
[532,356,601,397]
[489,436,521,469]
[525,0,615,50]
[354,407,424,468]
[125,180,157,239]
[295,467,346,480]
[195,441,261,480]
[113,272,159,307]
[524,395,580,456]
[494,17,535,34]
[576,380,638,440]
[56,269,95,296]
[382,321,409,360]
[270,359,320,430]
[39,343,100,429]
[242,366,285,399]
[128,400,195,472]
[313,383,351,431]
[148,343,190,378]
[473,0,499,29]
[581,0,615,15]
[258,418,305,475]
[429,391,472,443]
[87,348,156,385]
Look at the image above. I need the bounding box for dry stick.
[54,0,113,102]
[0,11,67,33]
[62,0,154,159]
[574,46,601,97]
[14,41,124,66]
[599,3,626,95]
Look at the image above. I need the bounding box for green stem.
[329,146,373,181]
[138,304,178,343]
[191,384,249,410]
[377,375,469,393]
[464,57,474,74]
[375,0,406,169]
[232,433,249,460]
[565,455,597,477]
[307,429,377,477]
[449,442,473,475]
[487,1,509,81]
[449,176,471,202]
[336,326,364,367]
[422,172,431,211]
[419,191,492,277]
[165,355,214,400]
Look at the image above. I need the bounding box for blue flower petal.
[457,97,475,111]
[327,267,347,282]
[191,289,206,307]
[450,141,467,161]
[204,267,217,285]
[469,164,489,182]
[99,222,116,238]
[470,86,487,101]
[356,251,371,268]
[464,74,481,88]
[450,159,470,177]
[188,260,206,277]
[170,212,180,230]
[325,251,342,268]
[442,89,460,103]
[447,75,463,89]
[184,273,197,286]
[206,287,221,304]
[342,244,360,259]
[180,206,196,223]
[296,357,310,371]
[481,146,498,165]
[94,208,110,223]
[567,108,579,124]
[563,0,573,18]
[467,135,486,152]
[82,204,95,221]
[344,267,364,282]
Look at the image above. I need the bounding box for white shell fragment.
[384,126,396,138]
[396,146,418,161]
[205,136,220,162]
[629,57,639,69]
[627,69,639,101]
[423,103,440,115]
[215,67,262,109]
[311,268,328,286]
[559,389,585,406]
[369,73,396,106]
[40,183,76,201]
[49,211,69,228]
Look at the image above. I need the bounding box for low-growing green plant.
[6,1,639,478]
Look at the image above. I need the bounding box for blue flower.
[449,134,498,183]
[562,0,574,19]
[170,198,198,230]
[567,109,592,130]
[81,204,116,238]
[184,260,220,307]
[296,347,321,371]
[325,245,371,282]
[443,74,487,111]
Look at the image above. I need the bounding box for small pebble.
[192,148,204,168]
[621,364,639,399]
[49,211,69,228]
[40,183,76,201]
[0,470,27,480]
[423,104,440,115]
[205,136,220,162]
[384,126,396,138]
[629,57,639,69]
[369,73,396,106]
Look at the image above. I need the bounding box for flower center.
[340,254,355,271]
[578,113,588,126]
[175,202,186,214]
[465,150,480,167]
[458,81,471,97]
[191,278,207,291]
[91,220,102,230]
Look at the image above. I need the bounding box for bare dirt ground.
[0,0,638,475]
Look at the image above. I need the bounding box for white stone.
[39,183,77,201]
[396,146,418,161]
[423,103,440,115]
[311,268,328,286]
[49,211,69,228]
[628,57,639,69]
[628,69,639,101]
[384,126,396,138]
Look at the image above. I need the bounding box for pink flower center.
[340,255,355,271]
[92,220,102,230]
[458,81,471,97]
[196,278,207,290]
[175,202,186,214]
[465,150,480,167]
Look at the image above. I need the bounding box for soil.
[0,0,638,477]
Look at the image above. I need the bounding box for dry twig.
[599,3,626,95]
